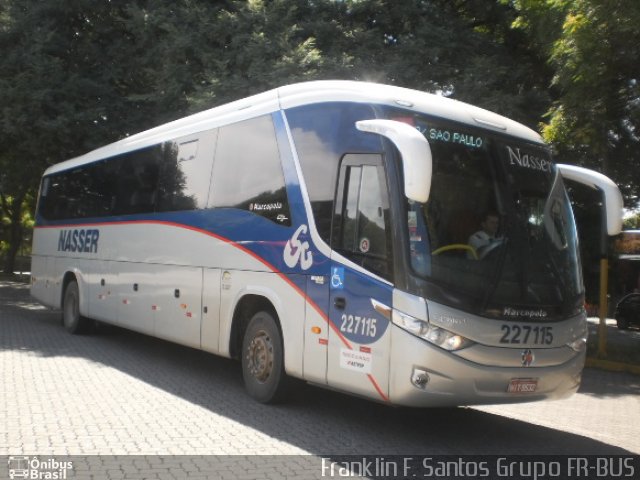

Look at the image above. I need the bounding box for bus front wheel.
[62,280,91,334]
[241,310,289,403]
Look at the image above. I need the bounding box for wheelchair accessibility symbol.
[331,267,345,290]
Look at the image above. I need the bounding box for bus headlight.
[567,337,587,352]
[392,311,474,351]
[567,326,588,352]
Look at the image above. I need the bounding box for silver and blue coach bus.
[31,81,623,406]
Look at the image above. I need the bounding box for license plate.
[508,378,538,393]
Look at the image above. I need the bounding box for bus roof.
[44,80,544,175]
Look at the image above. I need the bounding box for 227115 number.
[500,325,553,345]
[340,314,377,338]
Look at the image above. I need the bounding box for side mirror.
[557,163,624,236]
[356,119,432,203]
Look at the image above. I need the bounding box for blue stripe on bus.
[36,208,330,274]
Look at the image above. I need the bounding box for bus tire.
[62,280,91,334]
[241,310,289,404]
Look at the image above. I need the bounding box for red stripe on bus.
[35,220,387,401]
[367,374,390,403]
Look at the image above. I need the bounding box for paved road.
[1,280,638,476]
[587,316,640,351]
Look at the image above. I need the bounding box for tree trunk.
[3,190,27,274]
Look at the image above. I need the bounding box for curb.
[585,358,640,376]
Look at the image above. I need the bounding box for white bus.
[31,81,623,406]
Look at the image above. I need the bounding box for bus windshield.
[385,110,583,320]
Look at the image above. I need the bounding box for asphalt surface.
[586,315,640,353]
[1,279,638,478]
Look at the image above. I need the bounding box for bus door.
[327,154,393,400]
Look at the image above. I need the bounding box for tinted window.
[286,102,382,243]
[40,158,120,220]
[209,115,290,225]
[38,132,215,221]
[334,155,392,280]
[157,131,216,212]
[112,146,163,215]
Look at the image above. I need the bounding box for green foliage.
[188,0,339,108]
[513,0,640,208]
[623,212,640,230]
[0,0,639,271]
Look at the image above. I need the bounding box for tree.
[623,212,640,230]
[5,0,635,275]
[324,0,553,129]
[0,1,112,271]
[511,0,640,209]
[187,0,350,109]
[0,0,212,271]
[187,0,551,128]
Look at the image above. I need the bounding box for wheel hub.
[247,331,274,382]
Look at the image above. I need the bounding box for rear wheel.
[241,310,289,403]
[62,280,91,334]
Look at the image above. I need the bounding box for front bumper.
[389,326,584,407]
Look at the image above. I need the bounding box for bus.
[30,81,623,406]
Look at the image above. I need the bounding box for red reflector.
[360,346,371,353]
[319,338,328,345]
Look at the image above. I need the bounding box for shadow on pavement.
[578,369,640,397]
[1,281,636,456]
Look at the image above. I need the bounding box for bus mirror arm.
[557,164,624,236]
[356,119,432,203]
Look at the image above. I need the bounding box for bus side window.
[286,102,382,244]
[157,134,215,212]
[209,115,291,225]
[113,147,162,215]
[333,154,392,280]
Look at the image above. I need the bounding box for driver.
[468,212,500,258]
